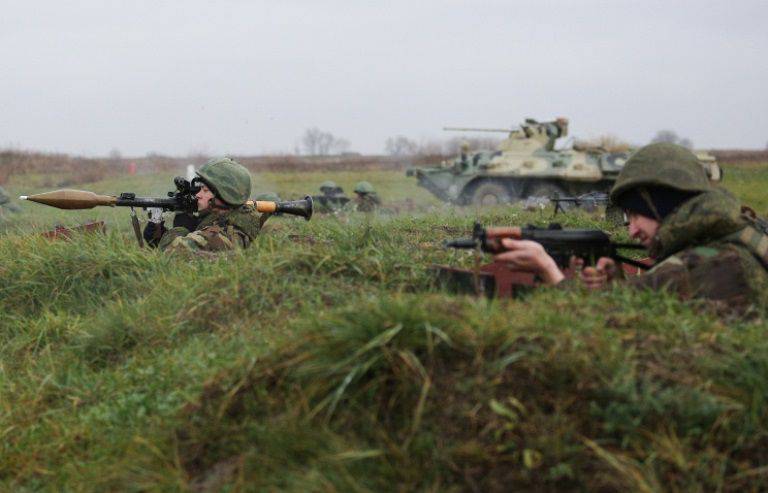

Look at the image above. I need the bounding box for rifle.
[445,222,648,270]
[436,222,650,298]
[549,192,610,215]
[21,177,313,246]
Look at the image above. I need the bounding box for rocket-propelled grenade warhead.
[20,190,118,209]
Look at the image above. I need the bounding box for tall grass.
[0,163,766,490]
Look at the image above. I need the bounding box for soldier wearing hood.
[144,157,262,253]
[494,143,768,316]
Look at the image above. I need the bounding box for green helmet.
[354,181,375,194]
[254,192,280,202]
[319,180,338,192]
[610,143,711,203]
[196,157,252,206]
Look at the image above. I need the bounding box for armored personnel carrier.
[406,118,721,206]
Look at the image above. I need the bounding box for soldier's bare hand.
[494,239,565,285]
[580,257,617,290]
[596,257,617,281]
[569,256,585,272]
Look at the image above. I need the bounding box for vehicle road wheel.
[470,181,513,206]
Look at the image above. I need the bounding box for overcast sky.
[1,0,766,156]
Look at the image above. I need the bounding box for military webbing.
[723,226,768,270]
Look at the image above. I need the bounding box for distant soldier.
[455,142,471,173]
[315,180,349,213]
[494,143,768,317]
[143,157,262,253]
[348,181,382,213]
[0,186,21,215]
[319,180,345,198]
[254,191,281,202]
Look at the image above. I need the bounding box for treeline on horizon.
[1,148,767,187]
[0,150,444,186]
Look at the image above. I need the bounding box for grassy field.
[1,163,767,491]
[0,168,445,234]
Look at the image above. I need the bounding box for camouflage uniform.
[158,205,262,253]
[610,143,768,316]
[353,193,381,213]
[624,189,768,315]
[347,181,381,213]
[315,181,349,213]
[155,157,262,254]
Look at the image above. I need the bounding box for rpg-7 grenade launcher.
[21,177,313,219]
[445,222,649,270]
[21,177,313,246]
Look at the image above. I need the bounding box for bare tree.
[108,148,122,163]
[186,146,211,165]
[416,139,445,156]
[651,130,693,149]
[301,127,323,155]
[301,127,351,156]
[574,134,631,152]
[331,137,351,154]
[384,135,418,156]
[444,136,501,154]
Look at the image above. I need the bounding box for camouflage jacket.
[627,188,768,316]
[158,205,262,254]
[349,193,381,213]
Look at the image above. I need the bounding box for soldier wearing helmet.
[348,181,381,213]
[319,180,344,197]
[144,157,262,253]
[494,143,768,316]
[315,180,349,213]
[456,141,471,173]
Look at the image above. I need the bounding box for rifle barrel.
[444,238,478,249]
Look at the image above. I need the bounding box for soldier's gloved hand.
[143,221,166,248]
[173,212,200,231]
[147,207,165,224]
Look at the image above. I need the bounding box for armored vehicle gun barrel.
[443,126,516,133]
[408,118,721,207]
